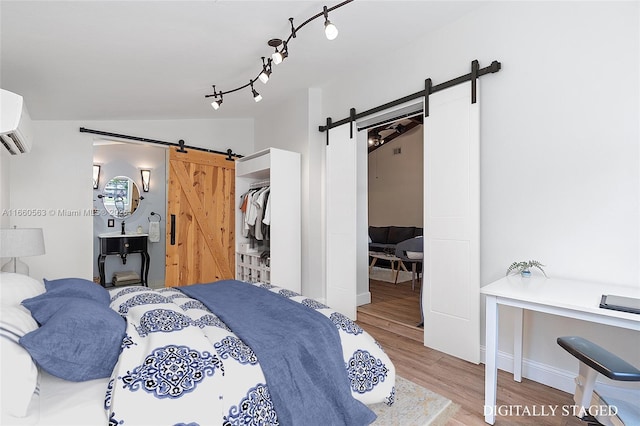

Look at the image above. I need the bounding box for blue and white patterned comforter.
[105,282,395,426]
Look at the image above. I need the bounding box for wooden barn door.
[165,148,235,287]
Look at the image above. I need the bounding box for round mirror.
[102,176,141,218]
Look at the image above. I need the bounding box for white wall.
[368,126,424,226]
[9,118,253,282]
[254,88,326,300]
[286,1,638,386]
[0,149,10,228]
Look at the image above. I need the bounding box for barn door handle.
[170,214,176,245]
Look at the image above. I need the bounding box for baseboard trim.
[357,291,371,306]
[480,346,639,400]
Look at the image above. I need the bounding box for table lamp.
[0,227,45,275]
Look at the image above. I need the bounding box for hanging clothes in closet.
[239,182,271,243]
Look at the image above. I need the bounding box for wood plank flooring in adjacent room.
[358,278,584,426]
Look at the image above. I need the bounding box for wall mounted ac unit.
[0,89,33,155]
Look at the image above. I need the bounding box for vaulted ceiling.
[0,1,487,121]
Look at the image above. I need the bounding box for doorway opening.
[357,115,424,336]
[92,139,167,288]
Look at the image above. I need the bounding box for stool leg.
[411,263,416,291]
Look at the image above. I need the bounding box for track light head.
[258,57,271,84]
[258,68,271,84]
[324,20,338,40]
[323,6,339,40]
[268,38,284,65]
[272,51,283,65]
[250,81,262,103]
[210,86,223,110]
[281,41,289,61]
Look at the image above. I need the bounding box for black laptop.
[600,295,640,315]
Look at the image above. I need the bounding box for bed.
[0,272,395,425]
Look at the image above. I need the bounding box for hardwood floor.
[357,278,584,426]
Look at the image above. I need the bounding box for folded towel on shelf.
[113,271,141,286]
[148,221,160,243]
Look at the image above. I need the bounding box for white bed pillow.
[0,273,45,307]
[1,305,40,419]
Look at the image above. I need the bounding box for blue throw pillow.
[22,294,98,325]
[43,277,109,305]
[19,299,125,382]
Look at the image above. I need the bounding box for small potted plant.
[506,260,548,278]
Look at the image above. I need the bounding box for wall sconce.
[93,164,101,189]
[140,169,151,192]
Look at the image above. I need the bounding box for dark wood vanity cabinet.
[98,235,150,287]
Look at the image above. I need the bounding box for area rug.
[370,376,459,425]
[370,266,414,284]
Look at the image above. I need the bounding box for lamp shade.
[0,228,45,258]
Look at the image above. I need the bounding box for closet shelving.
[235,148,301,292]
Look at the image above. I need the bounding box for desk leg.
[484,294,498,425]
[513,307,523,382]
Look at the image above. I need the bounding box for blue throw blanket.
[180,280,376,426]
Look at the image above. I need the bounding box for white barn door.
[423,81,480,364]
[326,124,368,319]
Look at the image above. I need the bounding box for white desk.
[480,276,640,424]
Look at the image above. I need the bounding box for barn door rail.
[318,59,501,141]
[79,127,243,160]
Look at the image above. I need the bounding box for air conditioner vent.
[0,89,33,155]
[0,135,17,155]
[1,133,26,154]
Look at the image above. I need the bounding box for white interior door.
[326,123,367,319]
[423,81,480,363]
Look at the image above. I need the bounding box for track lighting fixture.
[323,6,339,40]
[250,81,262,103]
[205,0,353,109]
[270,39,285,65]
[258,57,272,84]
[368,133,383,147]
[210,85,223,110]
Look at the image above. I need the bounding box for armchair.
[557,336,640,426]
